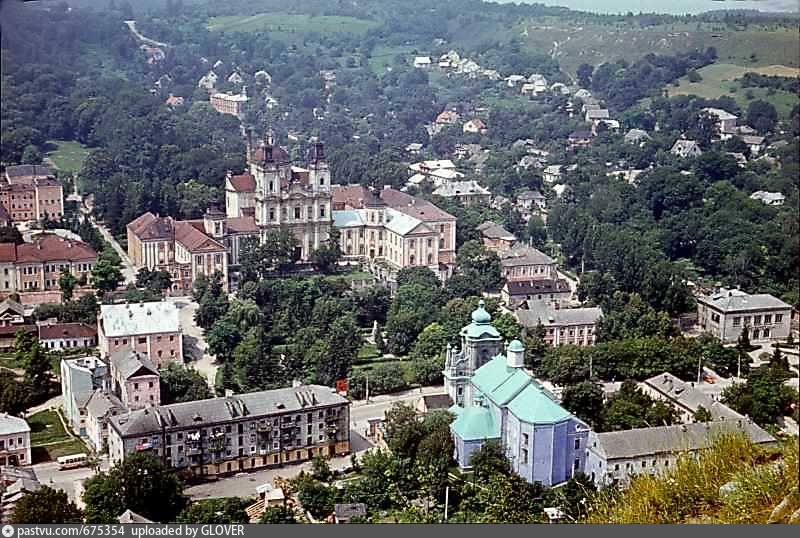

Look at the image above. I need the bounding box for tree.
[175,498,249,523]
[469,439,510,480]
[12,486,83,523]
[310,228,342,273]
[722,364,794,426]
[477,473,544,523]
[194,272,229,329]
[22,341,51,398]
[383,402,425,461]
[21,144,43,165]
[454,240,502,292]
[311,453,332,482]
[0,226,24,244]
[562,382,604,429]
[90,258,122,294]
[601,379,677,431]
[59,268,77,302]
[545,472,596,521]
[294,474,335,518]
[160,363,212,404]
[693,405,712,422]
[415,411,454,501]
[260,506,296,523]
[526,215,547,248]
[231,328,279,391]
[83,453,187,523]
[576,63,594,88]
[136,268,172,294]
[0,372,30,414]
[746,99,778,133]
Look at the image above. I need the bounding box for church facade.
[226,131,333,261]
[447,302,591,486]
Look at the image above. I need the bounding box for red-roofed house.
[0,233,96,297]
[38,321,98,350]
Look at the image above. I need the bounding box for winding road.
[124,20,169,48]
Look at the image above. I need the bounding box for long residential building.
[332,185,457,285]
[517,306,602,347]
[107,385,350,477]
[1,165,64,223]
[0,233,97,296]
[585,420,774,487]
[697,288,792,344]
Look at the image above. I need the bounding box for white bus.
[57,453,88,470]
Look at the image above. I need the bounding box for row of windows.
[42,339,94,349]
[0,437,26,449]
[732,313,783,326]
[267,205,327,221]
[195,254,224,266]
[113,335,176,345]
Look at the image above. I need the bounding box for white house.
[750,191,785,206]
[413,56,432,68]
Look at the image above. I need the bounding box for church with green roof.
[446,302,591,486]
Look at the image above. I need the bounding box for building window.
[195,256,202,266]
[521,448,528,463]
[733,317,741,327]
[319,205,326,218]
[269,208,275,221]
[764,314,772,324]
[294,207,301,219]
[754,315,762,325]
[775,314,783,323]
[574,439,580,449]
[763,328,770,338]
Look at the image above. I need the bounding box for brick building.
[1,165,64,222]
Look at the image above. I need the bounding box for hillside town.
[0,0,798,527]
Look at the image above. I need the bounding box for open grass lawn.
[207,13,378,35]
[44,140,90,175]
[28,409,71,446]
[31,439,88,464]
[669,63,800,119]
[367,44,416,75]
[356,343,380,362]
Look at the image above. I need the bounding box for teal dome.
[471,300,492,324]
[508,339,525,353]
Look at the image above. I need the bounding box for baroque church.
[225,129,333,261]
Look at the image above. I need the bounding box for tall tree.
[12,486,83,523]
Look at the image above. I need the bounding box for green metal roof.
[451,404,501,441]
[508,339,525,352]
[449,404,464,416]
[471,301,492,323]
[470,356,572,424]
[461,322,502,340]
[506,384,571,424]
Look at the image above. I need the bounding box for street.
[33,457,110,503]
[167,296,219,388]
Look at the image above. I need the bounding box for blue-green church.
[444,301,591,486]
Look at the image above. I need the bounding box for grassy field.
[669,63,800,118]
[28,409,88,463]
[45,140,90,175]
[517,17,800,77]
[207,13,378,35]
[367,44,415,75]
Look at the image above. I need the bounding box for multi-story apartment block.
[499,245,571,309]
[61,356,108,437]
[500,244,559,281]
[107,385,350,477]
[0,414,31,467]
[85,390,125,453]
[585,420,774,487]
[517,306,602,347]
[697,288,792,344]
[98,302,183,367]
[447,306,590,486]
[0,233,97,296]
[332,185,457,284]
[109,347,161,410]
[38,321,97,351]
[0,165,64,222]
[127,208,245,294]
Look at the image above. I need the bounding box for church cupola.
[471,300,492,324]
[506,339,525,368]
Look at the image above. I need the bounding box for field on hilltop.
[669,63,800,118]
[206,13,379,35]
[517,18,800,77]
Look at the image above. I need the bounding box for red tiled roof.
[14,234,97,263]
[173,221,225,253]
[0,243,16,263]
[226,216,258,233]
[332,184,369,209]
[228,173,256,193]
[38,322,97,340]
[331,185,456,222]
[252,146,290,163]
[0,324,36,337]
[127,212,174,241]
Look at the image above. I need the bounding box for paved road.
[167,296,219,388]
[123,20,169,48]
[91,218,136,285]
[33,456,110,503]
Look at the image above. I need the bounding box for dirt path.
[124,20,169,48]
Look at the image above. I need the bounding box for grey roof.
[110,385,349,438]
[118,509,154,524]
[0,299,24,315]
[335,503,367,520]
[420,394,453,410]
[500,245,555,267]
[110,348,159,380]
[5,164,55,179]
[593,420,775,460]
[432,180,490,198]
[477,221,516,241]
[517,306,602,327]
[624,129,651,142]
[86,390,126,419]
[0,413,30,435]
[517,190,544,200]
[586,109,610,120]
[641,373,742,421]
[100,302,180,338]
[699,288,790,313]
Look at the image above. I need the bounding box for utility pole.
[365,374,369,403]
[589,355,593,380]
[697,354,703,385]
[444,485,450,522]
